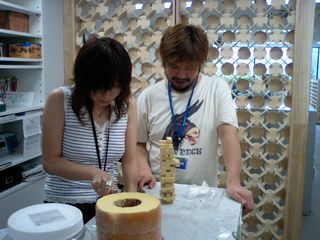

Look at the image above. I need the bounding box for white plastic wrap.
[145,182,242,240]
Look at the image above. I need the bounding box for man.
[137,24,253,214]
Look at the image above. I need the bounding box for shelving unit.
[0,0,41,15]
[0,151,42,171]
[0,57,42,62]
[0,29,41,38]
[0,0,45,228]
[0,174,46,228]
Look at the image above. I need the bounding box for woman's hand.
[91,168,115,196]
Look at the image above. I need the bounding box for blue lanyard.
[167,81,197,142]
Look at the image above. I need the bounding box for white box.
[5,91,34,107]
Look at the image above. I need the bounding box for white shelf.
[0,65,42,69]
[0,57,42,62]
[0,109,42,124]
[0,0,41,15]
[0,151,42,171]
[0,29,42,38]
[0,173,46,199]
[0,105,44,117]
[0,57,42,69]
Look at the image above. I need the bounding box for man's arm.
[218,123,254,215]
[137,142,156,189]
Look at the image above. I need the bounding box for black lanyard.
[167,80,197,150]
[89,111,110,171]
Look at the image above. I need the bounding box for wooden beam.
[63,0,76,84]
[174,0,180,24]
[284,1,315,239]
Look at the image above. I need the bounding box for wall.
[43,0,64,98]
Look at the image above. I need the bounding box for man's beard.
[166,73,199,93]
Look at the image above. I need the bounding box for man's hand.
[138,169,156,190]
[227,185,254,215]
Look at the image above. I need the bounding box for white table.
[0,183,242,240]
[87,183,242,240]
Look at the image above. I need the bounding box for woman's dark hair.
[71,37,132,123]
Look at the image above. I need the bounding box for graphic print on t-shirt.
[163,100,203,150]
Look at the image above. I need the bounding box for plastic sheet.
[145,182,242,240]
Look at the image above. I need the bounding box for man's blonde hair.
[159,24,209,67]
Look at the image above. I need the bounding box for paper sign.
[23,115,41,137]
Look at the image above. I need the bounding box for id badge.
[175,156,188,170]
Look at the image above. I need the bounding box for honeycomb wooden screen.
[74,0,174,96]
[71,0,311,239]
[176,1,295,239]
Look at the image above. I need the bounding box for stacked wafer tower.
[159,137,180,204]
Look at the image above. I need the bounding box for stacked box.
[159,137,180,204]
[0,11,29,33]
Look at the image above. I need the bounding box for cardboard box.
[0,11,29,33]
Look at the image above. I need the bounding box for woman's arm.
[121,97,138,192]
[42,88,104,181]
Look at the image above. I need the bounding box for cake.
[96,192,161,240]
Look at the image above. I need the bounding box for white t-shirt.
[137,75,238,187]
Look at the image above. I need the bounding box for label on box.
[5,91,34,107]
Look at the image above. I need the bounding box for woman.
[42,37,138,223]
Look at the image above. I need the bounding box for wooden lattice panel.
[74,0,297,239]
[75,0,173,97]
[177,0,295,239]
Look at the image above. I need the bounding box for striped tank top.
[45,86,127,204]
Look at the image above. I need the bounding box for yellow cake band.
[96,192,162,240]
